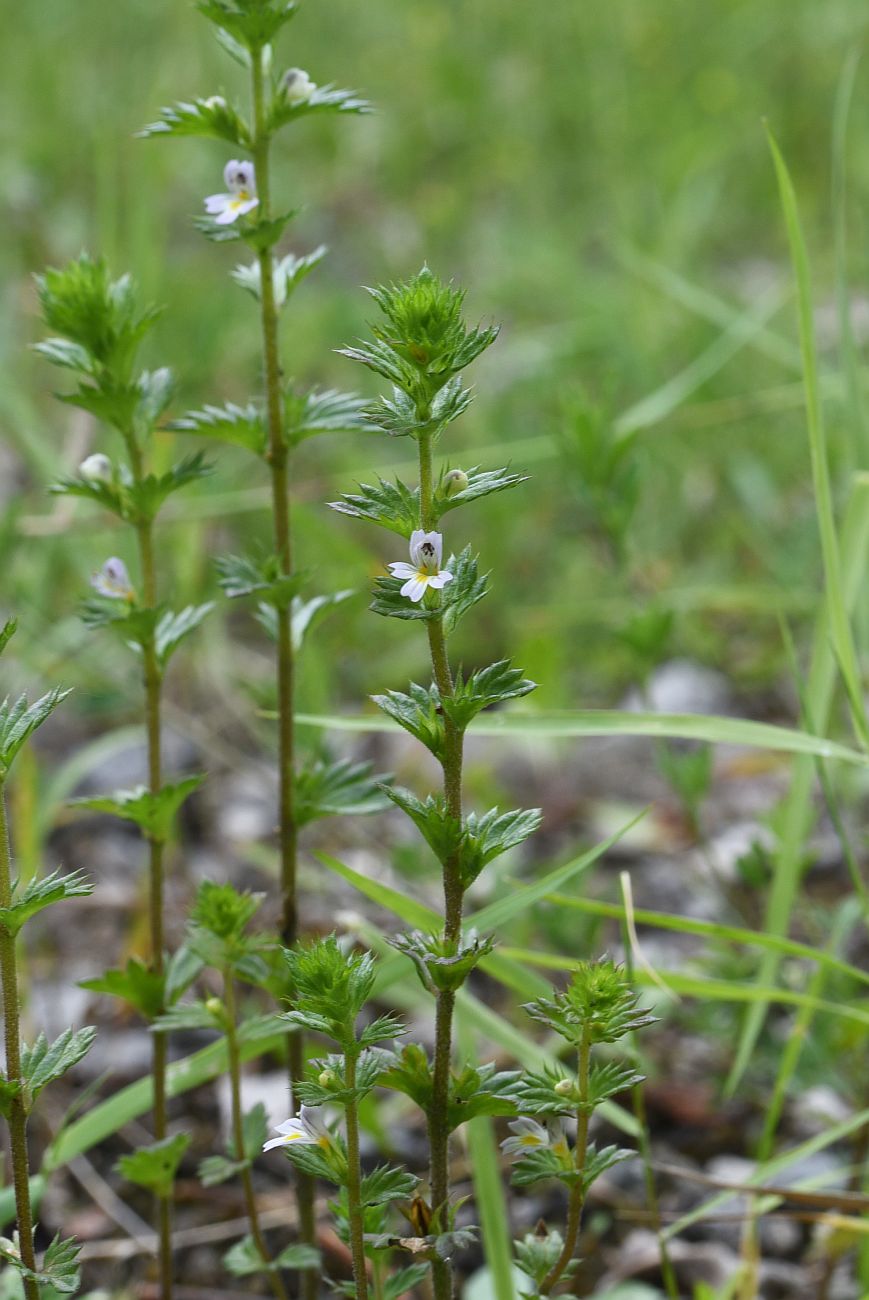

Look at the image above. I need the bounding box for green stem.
[418,432,464,1300]
[344,1050,369,1300]
[131,456,173,1299]
[0,788,39,1300]
[251,48,316,1294]
[540,1028,592,1295]
[225,973,288,1300]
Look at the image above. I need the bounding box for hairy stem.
[133,476,173,1300]
[251,48,316,1293]
[344,1050,369,1300]
[0,788,39,1300]
[418,431,464,1300]
[225,973,288,1300]
[541,1028,592,1295]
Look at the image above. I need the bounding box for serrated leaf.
[284,386,368,446]
[22,1027,96,1100]
[435,1225,479,1259]
[385,787,461,869]
[383,1265,431,1300]
[367,375,473,440]
[360,1165,418,1206]
[56,379,138,429]
[232,246,327,307]
[441,547,490,634]
[237,1012,291,1046]
[155,604,214,668]
[50,471,128,520]
[337,339,415,391]
[126,451,213,521]
[224,1234,320,1277]
[196,0,298,50]
[3,1232,82,1294]
[372,681,445,760]
[266,82,371,134]
[138,96,252,147]
[80,598,154,644]
[442,659,537,731]
[240,209,298,254]
[168,400,267,455]
[199,1153,246,1187]
[329,476,420,537]
[255,589,355,650]
[152,1000,221,1033]
[71,774,204,841]
[510,1145,572,1188]
[80,956,167,1020]
[0,688,70,779]
[243,1102,269,1160]
[580,1142,636,1193]
[458,806,543,887]
[33,337,94,375]
[385,787,541,885]
[273,1243,322,1271]
[216,552,305,607]
[165,943,205,1005]
[281,1143,343,1185]
[0,870,91,938]
[295,1047,394,1106]
[295,758,392,827]
[118,1133,190,1197]
[448,1062,520,1129]
[358,1013,406,1049]
[587,1061,645,1109]
[37,255,161,383]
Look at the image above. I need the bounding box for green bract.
[523,957,656,1046]
[338,268,499,416]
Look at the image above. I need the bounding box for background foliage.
[5,0,869,718]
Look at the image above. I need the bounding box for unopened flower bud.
[205,997,224,1019]
[282,67,316,103]
[79,453,112,483]
[554,1078,573,1097]
[443,468,469,497]
[318,1068,336,1089]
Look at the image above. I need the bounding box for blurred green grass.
[5,0,869,725]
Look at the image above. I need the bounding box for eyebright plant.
[508,959,655,1294]
[0,620,94,1299]
[36,253,213,1298]
[154,880,318,1294]
[140,0,382,1283]
[334,267,539,1300]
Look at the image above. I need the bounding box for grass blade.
[298,710,868,766]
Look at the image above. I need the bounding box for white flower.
[263,1104,333,1153]
[500,1116,568,1159]
[204,160,259,226]
[79,453,113,483]
[91,557,134,601]
[282,67,317,103]
[387,530,453,604]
